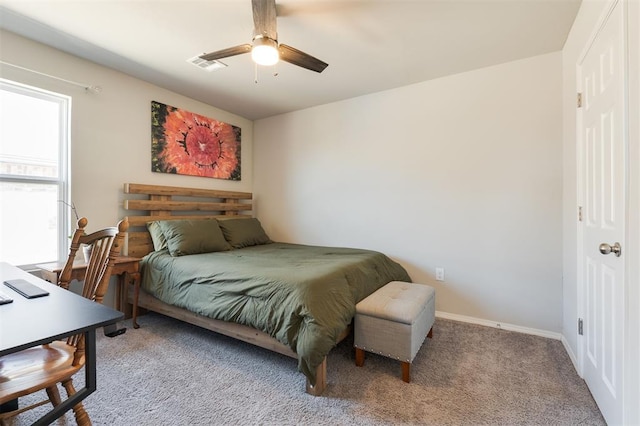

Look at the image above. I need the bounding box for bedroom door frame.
[575,0,639,424]
[626,1,640,424]
[576,0,626,423]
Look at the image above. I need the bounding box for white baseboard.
[435,311,563,340]
[561,334,581,376]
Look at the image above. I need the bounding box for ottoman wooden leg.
[427,326,433,338]
[355,347,365,367]
[401,361,411,383]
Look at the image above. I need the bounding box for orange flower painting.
[151,101,241,180]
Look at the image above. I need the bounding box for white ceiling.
[0,0,581,120]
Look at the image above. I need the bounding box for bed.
[122,183,411,395]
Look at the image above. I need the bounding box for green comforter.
[140,242,411,384]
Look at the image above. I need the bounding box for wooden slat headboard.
[123,183,253,257]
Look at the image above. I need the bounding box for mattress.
[140,242,411,384]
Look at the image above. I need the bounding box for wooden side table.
[37,256,141,336]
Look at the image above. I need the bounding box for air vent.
[187,55,227,71]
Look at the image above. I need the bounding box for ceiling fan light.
[252,36,279,66]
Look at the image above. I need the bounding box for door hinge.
[578,318,583,335]
[578,206,583,222]
[577,92,583,108]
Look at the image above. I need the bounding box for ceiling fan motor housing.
[251,34,279,65]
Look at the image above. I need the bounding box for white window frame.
[0,78,71,269]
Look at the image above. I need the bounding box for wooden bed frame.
[122,182,345,396]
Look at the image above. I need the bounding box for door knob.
[599,242,622,257]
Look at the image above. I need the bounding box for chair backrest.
[57,217,128,366]
[58,217,128,304]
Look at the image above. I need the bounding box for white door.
[579,1,626,424]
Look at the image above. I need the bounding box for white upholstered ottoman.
[354,281,435,382]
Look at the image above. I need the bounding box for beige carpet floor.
[8,313,605,425]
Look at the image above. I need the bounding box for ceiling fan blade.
[252,0,277,40]
[278,44,329,73]
[200,44,252,61]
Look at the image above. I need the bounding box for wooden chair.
[0,217,128,426]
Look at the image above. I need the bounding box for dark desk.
[0,262,123,425]
[38,256,141,336]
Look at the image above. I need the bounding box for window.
[0,79,71,268]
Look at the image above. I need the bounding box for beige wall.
[0,30,253,232]
[254,52,563,334]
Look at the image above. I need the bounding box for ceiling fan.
[199,0,328,73]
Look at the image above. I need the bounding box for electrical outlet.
[435,267,445,282]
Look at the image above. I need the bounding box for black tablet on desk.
[3,279,50,298]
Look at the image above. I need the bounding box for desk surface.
[0,262,123,356]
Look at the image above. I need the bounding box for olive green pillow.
[147,221,168,251]
[218,218,272,249]
[157,219,231,256]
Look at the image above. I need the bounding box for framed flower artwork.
[151,101,241,180]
